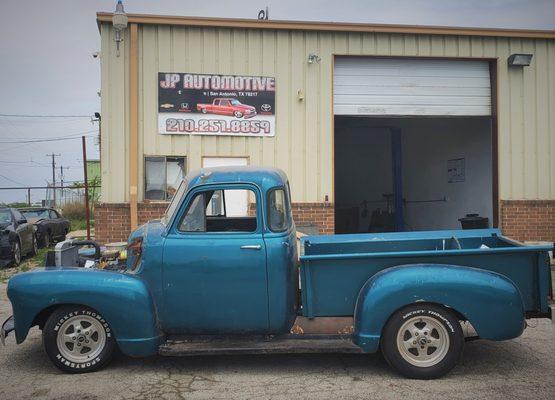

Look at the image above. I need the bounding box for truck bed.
[299,229,552,318]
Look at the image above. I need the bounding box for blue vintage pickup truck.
[2,167,553,379]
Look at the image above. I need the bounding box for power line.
[0,131,97,144]
[0,173,26,186]
[0,113,92,118]
[0,159,51,165]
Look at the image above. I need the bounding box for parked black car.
[19,208,71,248]
[0,208,37,267]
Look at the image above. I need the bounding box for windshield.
[230,99,241,105]
[21,209,49,219]
[161,179,187,225]
[0,210,11,224]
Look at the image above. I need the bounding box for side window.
[49,210,58,219]
[268,188,291,232]
[180,193,206,232]
[145,156,186,201]
[220,100,230,107]
[179,188,257,233]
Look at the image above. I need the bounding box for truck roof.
[186,166,288,192]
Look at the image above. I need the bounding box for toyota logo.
[261,104,271,112]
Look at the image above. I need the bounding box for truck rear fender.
[353,264,525,353]
[7,269,163,357]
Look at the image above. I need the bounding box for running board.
[159,334,363,356]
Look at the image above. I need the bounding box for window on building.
[179,188,257,233]
[145,156,186,201]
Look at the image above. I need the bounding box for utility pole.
[46,153,61,207]
[82,136,91,240]
[60,165,67,205]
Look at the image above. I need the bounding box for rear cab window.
[267,187,292,232]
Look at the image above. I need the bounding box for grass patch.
[0,247,49,283]
[69,219,95,231]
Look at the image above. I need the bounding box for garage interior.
[333,57,495,234]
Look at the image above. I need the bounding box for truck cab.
[138,166,298,334]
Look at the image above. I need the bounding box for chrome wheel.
[13,242,21,265]
[56,315,107,363]
[396,315,450,367]
[32,235,38,254]
[44,233,51,247]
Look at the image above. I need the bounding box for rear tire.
[381,304,463,379]
[43,306,115,373]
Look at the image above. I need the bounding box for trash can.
[458,214,489,229]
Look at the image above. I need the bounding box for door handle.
[240,245,262,250]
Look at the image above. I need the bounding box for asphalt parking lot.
[0,282,554,400]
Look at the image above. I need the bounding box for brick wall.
[500,200,555,242]
[95,201,335,244]
[291,202,335,235]
[94,203,130,244]
[95,202,167,244]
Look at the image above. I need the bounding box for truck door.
[162,184,269,333]
[217,99,232,116]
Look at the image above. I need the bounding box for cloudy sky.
[0,0,554,204]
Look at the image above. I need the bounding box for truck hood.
[128,219,166,244]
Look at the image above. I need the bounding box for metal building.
[95,11,555,244]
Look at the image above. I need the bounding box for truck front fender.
[7,268,163,357]
[353,264,525,353]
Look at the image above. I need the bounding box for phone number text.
[165,118,271,134]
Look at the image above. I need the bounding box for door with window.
[48,209,64,238]
[161,184,269,333]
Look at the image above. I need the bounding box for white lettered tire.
[43,305,116,373]
[381,304,464,379]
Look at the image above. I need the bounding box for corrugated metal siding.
[333,57,491,115]
[100,24,555,202]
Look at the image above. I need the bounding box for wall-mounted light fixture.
[508,53,533,67]
[308,53,321,64]
[112,0,128,57]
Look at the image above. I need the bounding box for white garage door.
[334,57,491,116]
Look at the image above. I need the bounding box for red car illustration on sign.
[196,98,257,119]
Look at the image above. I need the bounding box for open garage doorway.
[333,56,497,234]
[334,117,495,233]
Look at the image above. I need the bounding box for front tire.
[29,235,38,256]
[43,306,115,373]
[233,110,243,118]
[381,304,463,379]
[43,232,52,248]
[11,240,21,267]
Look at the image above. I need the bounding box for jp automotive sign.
[158,72,276,137]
